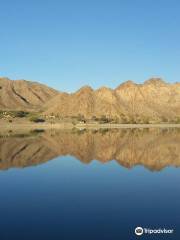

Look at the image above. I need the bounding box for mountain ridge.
[43,78,180,123]
[1,77,180,123]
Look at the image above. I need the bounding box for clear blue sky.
[0,0,180,92]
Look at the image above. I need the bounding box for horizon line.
[0,76,179,93]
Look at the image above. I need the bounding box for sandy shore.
[1,122,180,131]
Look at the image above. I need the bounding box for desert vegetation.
[0,111,45,123]
[0,110,180,126]
[29,116,45,123]
[0,110,29,119]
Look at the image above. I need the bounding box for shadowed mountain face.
[0,129,180,171]
[0,77,58,110]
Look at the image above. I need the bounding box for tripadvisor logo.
[135,227,143,236]
[135,226,174,236]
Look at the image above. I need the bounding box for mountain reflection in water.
[0,128,180,171]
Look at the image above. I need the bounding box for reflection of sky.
[0,156,179,239]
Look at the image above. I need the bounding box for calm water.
[0,128,180,239]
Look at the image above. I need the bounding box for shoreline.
[1,122,180,131]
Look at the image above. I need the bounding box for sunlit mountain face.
[1,77,180,124]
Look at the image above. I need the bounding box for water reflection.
[0,128,180,171]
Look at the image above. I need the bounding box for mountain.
[1,77,180,122]
[44,78,180,122]
[44,85,131,119]
[0,77,59,111]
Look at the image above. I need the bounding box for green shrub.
[29,116,45,123]
[75,114,87,123]
[77,114,85,122]
[99,115,110,123]
[91,116,98,121]
[142,117,150,124]
[175,117,180,124]
[30,129,45,134]
[14,111,29,118]
[161,116,169,123]
[120,114,129,124]
[99,128,109,134]
[111,117,120,124]
[128,117,137,124]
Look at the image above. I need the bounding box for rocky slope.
[44,78,180,122]
[0,77,59,110]
[1,77,180,122]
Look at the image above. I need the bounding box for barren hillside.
[44,78,180,122]
[0,77,59,110]
[1,77,180,123]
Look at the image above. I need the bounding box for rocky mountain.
[1,77,180,122]
[0,77,59,110]
[44,78,180,123]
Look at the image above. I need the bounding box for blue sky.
[0,0,180,92]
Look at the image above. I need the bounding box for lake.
[0,128,179,239]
